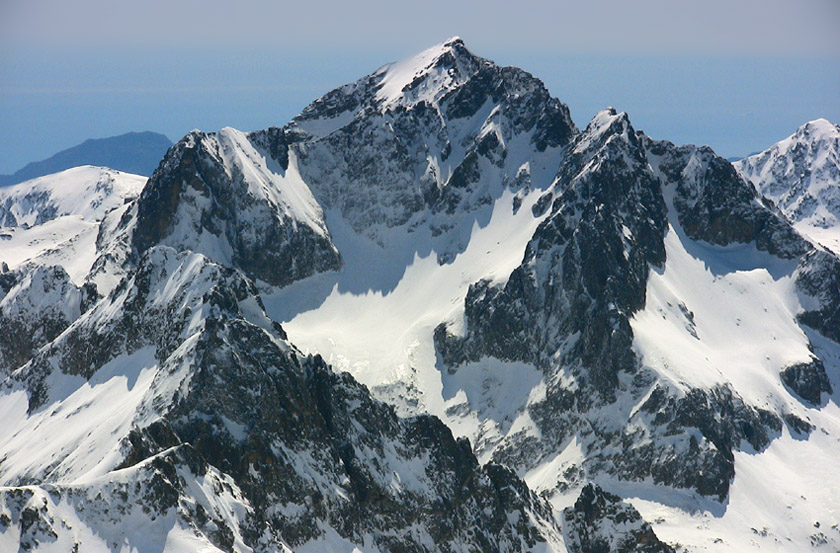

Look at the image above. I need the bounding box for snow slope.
[216,127,331,239]
[268,188,548,420]
[620,165,840,552]
[0,166,146,283]
[632,181,811,410]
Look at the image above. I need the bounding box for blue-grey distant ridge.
[0,131,172,186]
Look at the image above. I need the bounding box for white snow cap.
[734,116,840,254]
[0,166,146,226]
[375,36,479,107]
[797,117,839,137]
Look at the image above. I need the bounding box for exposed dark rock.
[127,130,342,288]
[438,110,667,399]
[563,484,674,553]
[647,137,810,259]
[11,241,562,552]
[638,384,782,500]
[0,265,82,375]
[783,412,815,435]
[781,359,833,406]
[796,250,840,344]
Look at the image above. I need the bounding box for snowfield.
[0,166,146,283]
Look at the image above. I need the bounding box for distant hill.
[0,131,172,186]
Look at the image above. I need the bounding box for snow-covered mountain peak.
[754,118,840,166]
[794,117,839,141]
[0,265,80,321]
[735,118,839,198]
[571,107,635,157]
[373,36,482,108]
[283,40,576,235]
[289,37,573,147]
[0,166,145,228]
[287,37,481,138]
[0,166,146,285]
[734,117,840,254]
[92,127,342,291]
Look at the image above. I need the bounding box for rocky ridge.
[434,109,824,502]
[3,243,566,552]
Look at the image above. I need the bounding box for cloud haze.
[0,0,837,174]
[2,0,839,56]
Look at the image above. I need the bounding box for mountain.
[0,131,172,187]
[1,38,838,553]
[0,166,146,376]
[0,166,146,284]
[89,127,342,294]
[734,118,840,255]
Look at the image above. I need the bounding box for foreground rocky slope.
[1,38,838,552]
[2,245,571,552]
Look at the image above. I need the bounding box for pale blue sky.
[1,0,838,173]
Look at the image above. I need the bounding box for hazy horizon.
[2,1,838,174]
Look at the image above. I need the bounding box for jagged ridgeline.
[0,37,838,553]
